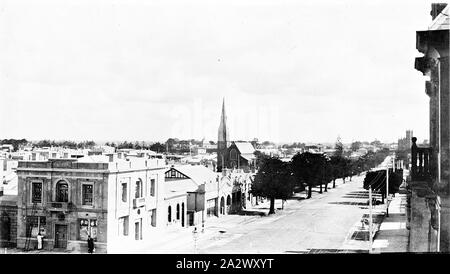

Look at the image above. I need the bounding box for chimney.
[431,3,448,20]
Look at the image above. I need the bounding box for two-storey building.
[15,153,167,253]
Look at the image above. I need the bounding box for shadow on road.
[329,201,370,206]
[237,210,267,216]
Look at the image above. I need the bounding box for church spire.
[218,98,229,143]
[217,98,229,171]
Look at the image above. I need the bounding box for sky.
[0,0,438,144]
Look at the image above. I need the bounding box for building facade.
[410,3,449,252]
[15,155,167,253]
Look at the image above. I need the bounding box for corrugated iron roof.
[171,165,217,185]
[233,142,255,155]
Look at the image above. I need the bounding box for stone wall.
[407,181,439,252]
[0,199,18,248]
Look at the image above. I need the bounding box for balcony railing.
[133,197,146,208]
[411,137,434,182]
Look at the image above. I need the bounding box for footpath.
[372,192,409,252]
[341,190,409,253]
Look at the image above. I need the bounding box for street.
[143,172,381,254]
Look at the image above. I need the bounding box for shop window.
[26,216,46,237]
[79,219,97,241]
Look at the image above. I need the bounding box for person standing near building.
[87,235,94,254]
[36,232,44,250]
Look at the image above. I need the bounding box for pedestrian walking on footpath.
[36,232,44,250]
[87,235,94,254]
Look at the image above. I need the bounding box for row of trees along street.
[251,139,391,214]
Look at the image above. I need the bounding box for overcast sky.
[0,0,437,144]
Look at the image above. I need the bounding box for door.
[0,213,10,246]
[54,224,67,249]
[188,212,194,226]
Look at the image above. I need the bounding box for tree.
[340,157,352,183]
[0,139,28,151]
[363,169,403,204]
[150,142,166,153]
[370,140,382,147]
[250,157,295,214]
[254,150,270,169]
[320,156,333,193]
[334,137,344,158]
[329,155,343,188]
[291,152,327,199]
[350,141,362,152]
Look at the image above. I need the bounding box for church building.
[217,99,256,171]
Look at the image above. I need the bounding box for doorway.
[54,224,67,249]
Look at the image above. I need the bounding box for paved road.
[157,173,377,254]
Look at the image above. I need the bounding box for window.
[79,219,98,240]
[171,169,176,177]
[168,206,172,223]
[82,184,93,206]
[135,219,142,240]
[230,149,238,160]
[121,183,127,203]
[118,216,129,236]
[135,179,143,199]
[56,181,68,202]
[31,182,42,203]
[176,204,180,220]
[26,216,46,237]
[150,179,156,197]
[150,209,156,227]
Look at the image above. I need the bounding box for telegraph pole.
[437,196,441,252]
[369,186,373,253]
[386,164,389,217]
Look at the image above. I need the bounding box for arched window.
[181,203,185,227]
[56,181,69,202]
[168,206,172,223]
[176,204,180,220]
